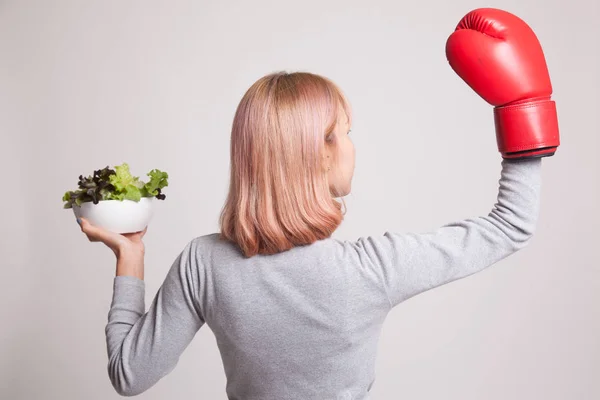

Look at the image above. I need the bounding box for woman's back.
[202,233,388,399]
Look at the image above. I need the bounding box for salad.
[63,163,168,209]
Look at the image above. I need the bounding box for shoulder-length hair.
[218,71,353,257]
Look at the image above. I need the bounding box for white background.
[2,0,598,398]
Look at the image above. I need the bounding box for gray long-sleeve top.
[106,157,542,399]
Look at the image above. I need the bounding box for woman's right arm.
[355,157,542,308]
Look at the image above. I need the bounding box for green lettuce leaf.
[107,163,142,201]
[142,169,169,200]
[63,163,169,208]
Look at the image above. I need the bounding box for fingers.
[122,226,148,241]
[78,217,101,241]
[78,217,124,249]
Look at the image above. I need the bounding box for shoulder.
[185,232,221,256]
[188,232,221,247]
[184,232,242,266]
[330,231,403,252]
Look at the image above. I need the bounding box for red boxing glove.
[446,8,560,159]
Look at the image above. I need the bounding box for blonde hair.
[218,71,353,257]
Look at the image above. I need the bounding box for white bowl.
[72,197,154,234]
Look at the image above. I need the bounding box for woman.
[77,10,557,398]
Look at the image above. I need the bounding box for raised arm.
[356,8,558,308]
[357,157,541,308]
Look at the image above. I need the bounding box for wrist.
[493,98,559,158]
[115,249,145,280]
[114,242,144,258]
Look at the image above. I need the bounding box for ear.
[322,154,331,172]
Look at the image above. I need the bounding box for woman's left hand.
[77,217,147,258]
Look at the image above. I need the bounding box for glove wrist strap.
[494,99,560,158]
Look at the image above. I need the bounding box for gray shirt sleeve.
[105,240,205,396]
[356,158,542,308]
